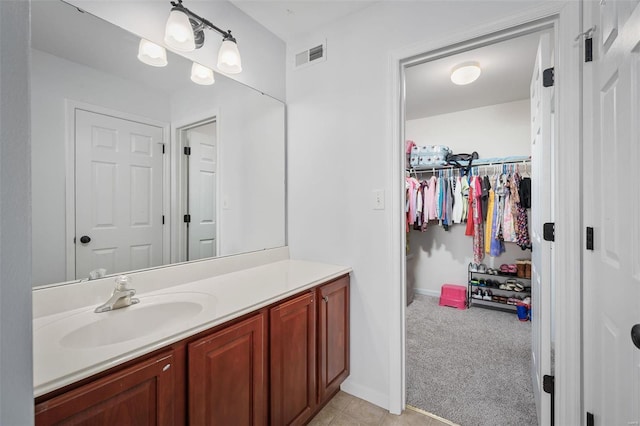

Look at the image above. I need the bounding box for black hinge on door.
[587,412,595,426]
[162,215,165,225]
[585,37,593,62]
[183,214,191,223]
[543,375,555,426]
[543,67,555,87]
[586,227,594,250]
[184,146,191,156]
[543,223,555,241]
[161,144,165,154]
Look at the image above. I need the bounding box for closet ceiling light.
[137,39,168,67]
[163,0,243,74]
[450,62,481,85]
[190,62,215,85]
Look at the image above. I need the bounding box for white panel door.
[530,32,553,426]
[75,109,164,279]
[187,122,217,260]
[584,1,640,425]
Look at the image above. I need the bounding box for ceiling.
[405,31,546,120]
[230,0,379,42]
[229,1,545,120]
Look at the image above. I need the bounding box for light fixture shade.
[217,39,242,74]
[450,62,481,85]
[191,62,215,85]
[137,39,168,67]
[164,9,195,52]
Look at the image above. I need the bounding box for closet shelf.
[407,155,531,174]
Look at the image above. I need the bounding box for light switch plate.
[373,189,385,210]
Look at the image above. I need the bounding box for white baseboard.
[340,378,389,411]
[413,288,440,298]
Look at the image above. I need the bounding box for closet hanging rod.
[408,158,530,174]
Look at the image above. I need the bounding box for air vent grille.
[309,45,323,61]
[293,40,327,70]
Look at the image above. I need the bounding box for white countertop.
[33,259,351,398]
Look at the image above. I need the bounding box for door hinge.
[586,226,594,250]
[543,374,554,394]
[543,374,555,426]
[183,214,191,223]
[162,144,165,154]
[543,67,555,87]
[184,146,191,156]
[162,215,165,225]
[585,37,593,62]
[586,412,594,426]
[543,223,555,241]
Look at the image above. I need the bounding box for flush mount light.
[137,39,168,67]
[164,0,243,74]
[191,62,215,85]
[450,62,481,85]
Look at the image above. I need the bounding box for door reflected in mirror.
[30,1,285,287]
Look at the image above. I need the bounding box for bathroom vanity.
[33,253,350,425]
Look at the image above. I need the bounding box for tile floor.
[308,391,456,426]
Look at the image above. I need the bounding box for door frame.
[172,111,221,263]
[388,2,582,424]
[64,100,170,281]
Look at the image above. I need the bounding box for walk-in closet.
[403,28,554,426]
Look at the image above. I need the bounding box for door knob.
[79,235,91,244]
[632,324,640,350]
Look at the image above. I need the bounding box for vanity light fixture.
[164,0,242,74]
[450,62,481,85]
[137,39,168,67]
[190,62,215,85]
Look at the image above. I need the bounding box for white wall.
[67,0,286,101]
[30,49,172,287]
[406,100,531,295]
[0,1,33,424]
[286,0,549,409]
[406,99,531,158]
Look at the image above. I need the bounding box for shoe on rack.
[469,263,479,272]
[483,290,492,301]
[478,263,487,273]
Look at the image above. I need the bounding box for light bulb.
[137,39,168,67]
[450,62,481,85]
[164,9,195,52]
[217,39,242,74]
[191,62,215,85]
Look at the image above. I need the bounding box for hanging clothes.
[484,178,495,254]
[490,175,506,257]
[513,172,531,249]
[471,176,484,264]
[452,176,463,223]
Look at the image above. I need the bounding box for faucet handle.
[114,275,132,291]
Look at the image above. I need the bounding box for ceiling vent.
[293,41,327,70]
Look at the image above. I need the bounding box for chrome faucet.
[94,275,140,313]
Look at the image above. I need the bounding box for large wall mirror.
[31,0,286,287]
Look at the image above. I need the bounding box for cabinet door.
[188,312,267,426]
[270,291,317,426]
[35,351,176,426]
[317,275,350,403]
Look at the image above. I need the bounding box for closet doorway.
[402,27,555,426]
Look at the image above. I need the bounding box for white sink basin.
[42,292,216,349]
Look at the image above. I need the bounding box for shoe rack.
[467,261,531,313]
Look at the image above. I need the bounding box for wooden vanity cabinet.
[270,291,317,426]
[270,275,350,425]
[317,275,350,404]
[35,350,177,426]
[188,311,268,426]
[35,274,350,426]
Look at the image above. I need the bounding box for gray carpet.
[406,295,537,426]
